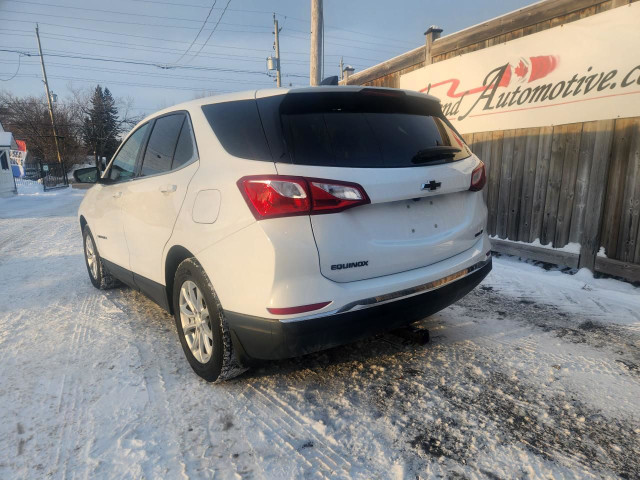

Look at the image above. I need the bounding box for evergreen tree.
[82,85,121,172]
[102,88,120,160]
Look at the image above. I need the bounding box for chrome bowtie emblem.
[421,180,441,191]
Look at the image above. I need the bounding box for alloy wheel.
[85,235,98,280]
[179,280,213,363]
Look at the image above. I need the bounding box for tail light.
[238,175,370,219]
[469,161,486,191]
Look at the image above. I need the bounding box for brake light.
[238,175,370,219]
[239,176,309,218]
[469,161,486,191]
[361,88,405,98]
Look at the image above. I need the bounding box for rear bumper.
[225,257,492,362]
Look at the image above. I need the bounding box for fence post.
[578,120,615,271]
[424,25,443,66]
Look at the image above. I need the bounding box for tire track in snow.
[248,384,354,475]
[49,293,98,479]
[234,385,335,480]
[105,290,191,480]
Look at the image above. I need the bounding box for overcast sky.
[0,0,535,116]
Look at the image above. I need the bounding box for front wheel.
[172,258,246,382]
[82,226,119,290]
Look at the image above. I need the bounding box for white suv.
[76,86,491,381]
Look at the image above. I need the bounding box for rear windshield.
[203,90,471,167]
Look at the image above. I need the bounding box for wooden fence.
[461,118,640,282]
[341,0,640,282]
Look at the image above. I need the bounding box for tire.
[172,258,247,382]
[82,226,120,290]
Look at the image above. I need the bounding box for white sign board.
[400,3,640,134]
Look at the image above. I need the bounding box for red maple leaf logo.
[514,60,528,78]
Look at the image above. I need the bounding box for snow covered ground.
[0,189,639,479]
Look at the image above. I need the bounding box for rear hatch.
[255,88,485,282]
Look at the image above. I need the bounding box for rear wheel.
[172,258,246,382]
[82,226,119,290]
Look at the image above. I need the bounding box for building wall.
[0,148,16,197]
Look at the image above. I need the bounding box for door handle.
[112,191,122,199]
[159,184,177,194]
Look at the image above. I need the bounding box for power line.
[5,0,209,24]
[126,0,271,14]
[280,32,400,55]
[279,26,414,50]
[12,73,235,93]
[174,1,218,64]
[0,21,384,62]
[1,9,270,32]
[0,48,311,78]
[0,30,318,66]
[0,53,22,81]
[272,13,417,47]
[2,11,405,57]
[5,0,415,50]
[184,0,233,64]
[0,23,274,55]
[2,59,279,86]
[4,0,416,47]
[0,31,263,63]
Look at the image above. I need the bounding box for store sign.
[400,3,640,134]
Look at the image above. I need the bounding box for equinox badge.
[331,261,369,270]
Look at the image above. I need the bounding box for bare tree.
[0,90,85,168]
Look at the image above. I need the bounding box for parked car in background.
[75,86,491,382]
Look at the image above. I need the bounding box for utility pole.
[35,24,62,164]
[339,56,344,81]
[273,14,282,88]
[309,0,323,86]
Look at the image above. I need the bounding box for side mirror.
[73,166,99,183]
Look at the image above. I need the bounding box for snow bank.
[490,236,581,254]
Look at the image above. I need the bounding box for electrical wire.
[0,53,22,81]
[184,0,233,64]
[0,9,214,31]
[11,72,235,93]
[0,48,311,78]
[4,0,417,47]
[173,0,217,64]
[4,0,416,50]
[2,59,278,85]
[0,31,318,66]
[5,0,211,24]
[2,11,410,54]
[0,21,384,62]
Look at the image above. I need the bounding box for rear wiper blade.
[411,146,461,164]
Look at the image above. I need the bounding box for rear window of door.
[172,118,198,169]
[140,114,185,176]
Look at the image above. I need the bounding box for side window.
[172,118,197,169]
[201,100,272,161]
[107,123,149,182]
[140,114,184,177]
[0,151,8,170]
